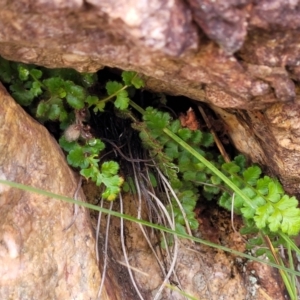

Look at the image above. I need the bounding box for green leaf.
[18,65,29,81]
[183,171,196,181]
[233,155,246,170]
[170,179,182,189]
[169,119,181,133]
[195,172,207,182]
[102,174,123,188]
[164,141,179,159]
[254,203,274,229]
[203,185,220,195]
[188,217,199,230]
[241,205,255,219]
[251,195,265,207]
[36,101,49,117]
[255,248,271,257]
[275,195,298,210]
[101,161,119,176]
[94,101,106,112]
[281,208,300,235]
[99,173,123,200]
[80,167,97,181]
[267,210,282,232]
[191,130,202,144]
[86,95,99,106]
[101,186,120,201]
[194,162,206,172]
[131,75,144,89]
[201,132,214,147]
[59,112,75,130]
[222,162,240,174]
[246,236,263,246]
[256,176,272,195]
[218,155,225,165]
[43,77,66,97]
[67,147,89,168]
[59,109,68,122]
[180,190,197,204]
[42,67,81,84]
[233,194,244,208]
[31,81,43,97]
[267,181,283,203]
[178,152,191,171]
[114,90,130,110]
[160,235,174,249]
[175,223,187,235]
[241,187,256,199]
[240,219,259,235]
[177,128,192,141]
[48,104,61,120]
[122,181,130,193]
[81,73,97,87]
[29,68,43,80]
[66,84,86,109]
[10,81,35,106]
[86,156,100,168]
[59,136,78,152]
[219,192,231,210]
[243,166,261,186]
[122,71,136,86]
[229,176,243,188]
[157,134,169,145]
[106,81,123,95]
[121,71,144,88]
[202,191,213,201]
[87,138,106,153]
[144,107,171,130]
[210,175,221,185]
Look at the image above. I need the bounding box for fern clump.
[219,156,300,236]
[0,57,127,200]
[129,105,300,237]
[132,107,220,232]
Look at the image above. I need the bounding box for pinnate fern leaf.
[243,166,261,186]
[222,162,240,174]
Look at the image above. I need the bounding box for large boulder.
[0,83,103,299]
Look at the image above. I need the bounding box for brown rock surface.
[0,83,102,299]
[0,0,298,110]
[212,102,300,195]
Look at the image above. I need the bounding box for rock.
[0,0,299,110]
[213,102,300,196]
[0,83,103,299]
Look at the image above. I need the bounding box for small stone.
[64,124,81,142]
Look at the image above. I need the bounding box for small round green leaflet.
[163,127,256,210]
